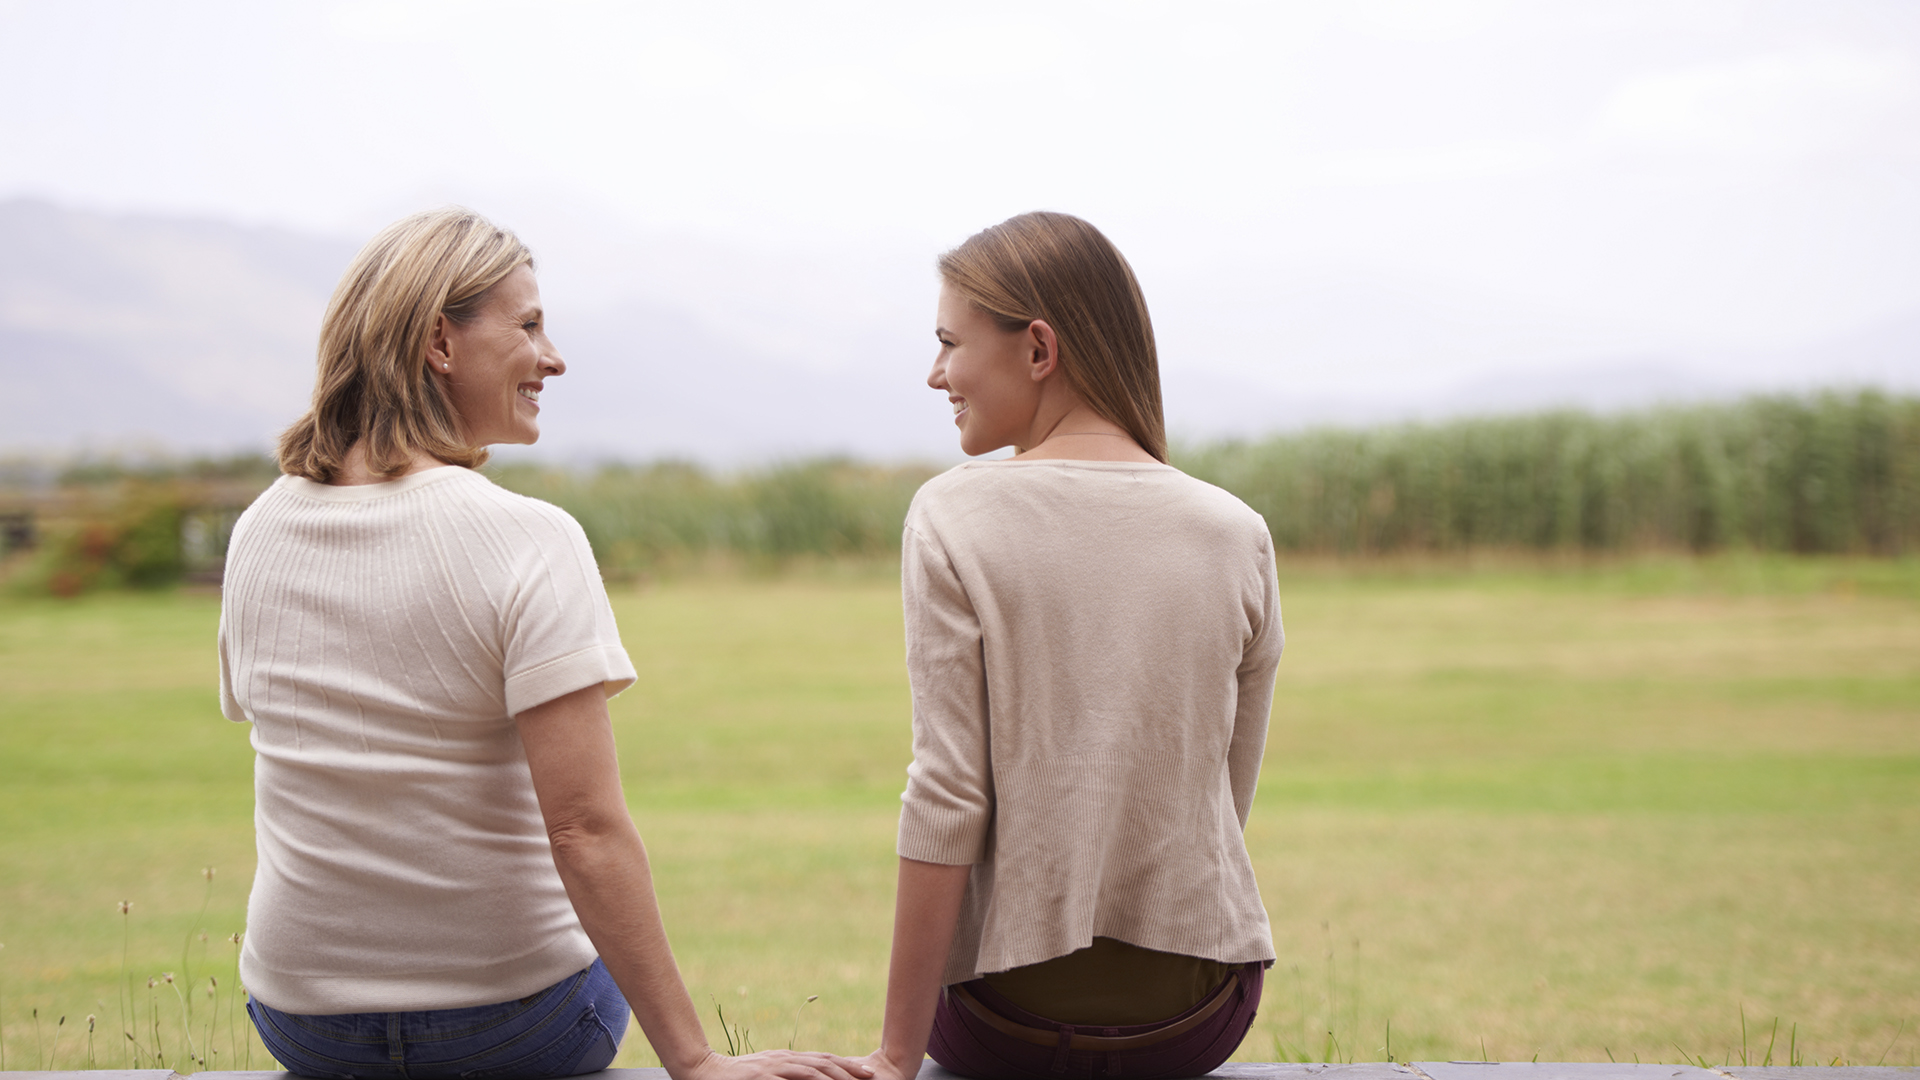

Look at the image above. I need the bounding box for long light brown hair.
[277,208,532,482]
[937,211,1166,462]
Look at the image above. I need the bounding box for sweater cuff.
[505,644,638,717]
[896,801,989,865]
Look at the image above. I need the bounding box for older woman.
[219,208,870,1080]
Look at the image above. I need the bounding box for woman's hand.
[522,687,873,1080]
[853,1047,923,1080]
[688,1047,876,1080]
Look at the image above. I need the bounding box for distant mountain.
[504,295,959,465]
[3,199,1915,462]
[0,199,964,464]
[0,199,354,452]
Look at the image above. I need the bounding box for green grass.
[1,556,1917,1070]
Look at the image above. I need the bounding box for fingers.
[812,1054,877,1080]
[789,1051,875,1080]
[742,1049,876,1080]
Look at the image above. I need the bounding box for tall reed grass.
[485,459,937,577]
[1180,390,1920,555]
[6,393,1916,596]
[505,391,1918,564]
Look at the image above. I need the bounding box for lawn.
[1,555,1916,1071]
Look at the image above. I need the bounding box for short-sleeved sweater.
[896,459,1284,986]
[217,466,637,1014]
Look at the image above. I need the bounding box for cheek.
[950,351,999,399]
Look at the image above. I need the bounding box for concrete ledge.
[1720,1068,1912,1076]
[1721,1071,1920,1080]
[3,1065,1910,1079]
[1414,1064,1722,1080]
[1206,1066,1420,1080]
[0,1073,178,1080]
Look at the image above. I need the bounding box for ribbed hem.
[241,934,599,1015]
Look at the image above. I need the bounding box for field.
[1,556,1917,1071]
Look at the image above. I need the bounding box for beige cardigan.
[896,459,1283,985]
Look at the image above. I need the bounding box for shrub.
[24,486,190,596]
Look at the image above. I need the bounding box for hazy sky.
[5,0,1918,410]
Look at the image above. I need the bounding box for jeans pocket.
[458,1010,618,1080]
[248,999,376,1080]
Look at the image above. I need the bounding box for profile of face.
[430,264,564,448]
[929,282,1055,457]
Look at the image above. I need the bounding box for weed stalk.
[1877,1018,1910,1066]
[163,970,199,1067]
[48,1013,67,1070]
[788,994,818,1050]
[713,998,752,1056]
[118,900,133,1066]
[180,867,214,1038]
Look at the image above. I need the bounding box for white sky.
[4,0,1919,411]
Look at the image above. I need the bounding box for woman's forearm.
[876,857,973,1075]
[547,820,716,1078]
[519,685,716,1079]
[524,685,870,1080]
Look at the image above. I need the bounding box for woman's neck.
[332,441,449,486]
[1013,404,1158,463]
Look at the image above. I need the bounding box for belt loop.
[1051,1024,1075,1075]
[387,1011,406,1073]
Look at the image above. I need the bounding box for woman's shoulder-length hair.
[937,211,1167,463]
[277,207,532,483]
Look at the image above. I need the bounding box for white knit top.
[896,459,1284,985]
[218,466,636,1014]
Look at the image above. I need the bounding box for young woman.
[221,208,870,1080]
[860,212,1286,1080]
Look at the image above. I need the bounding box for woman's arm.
[866,516,991,1079]
[518,684,871,1080]
[1228,538,1285,827]
[865,857,972,1080]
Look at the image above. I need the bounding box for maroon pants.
[928,961,1265,1080]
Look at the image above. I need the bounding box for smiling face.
[929,283,1047,456]
[435,264,563,448]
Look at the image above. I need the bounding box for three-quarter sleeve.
[1227,530,1283,828]
[896,519,994,866]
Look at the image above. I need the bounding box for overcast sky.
[4,0,1918,419]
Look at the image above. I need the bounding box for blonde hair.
[277,208,532,482]
[937,211,1166,462]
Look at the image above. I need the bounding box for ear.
[1026,319,1060,383]
[425,312,454,375]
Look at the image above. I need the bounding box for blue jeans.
[247,959,629,1079]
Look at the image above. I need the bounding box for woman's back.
[898,458,1284,984]
[219,466,631,1013]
